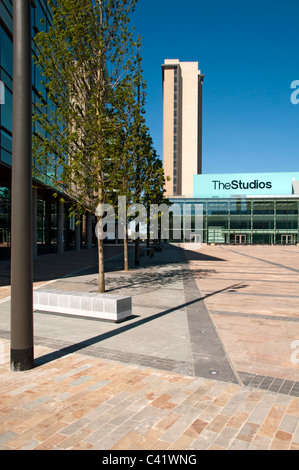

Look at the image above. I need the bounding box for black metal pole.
[10,0,34,371]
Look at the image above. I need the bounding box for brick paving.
[0,243,298,450]
[186,245,299,384]
[0,340,298,450]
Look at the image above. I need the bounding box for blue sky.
[131,0,299,174]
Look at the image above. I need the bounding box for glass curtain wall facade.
[169,198,299,245]
[0,0,86,259]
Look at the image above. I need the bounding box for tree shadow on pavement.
[89,266,217,293]
[34,280,248,368]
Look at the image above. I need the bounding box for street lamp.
[10,0,34,371]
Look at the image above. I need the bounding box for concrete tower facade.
[162,59,204,197]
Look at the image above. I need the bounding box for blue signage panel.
[193,172,299,198]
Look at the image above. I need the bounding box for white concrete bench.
[33,289,132,323]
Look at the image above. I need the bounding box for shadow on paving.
[89,266,219,293]
[34,279,244,371]
[92,245,228,292]
[0,243,240,382]
[0,243,228,287]
[183,249,227,262]
[0,245,120,286]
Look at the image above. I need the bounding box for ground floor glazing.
[169,197,299,245]
[0,182,96,259]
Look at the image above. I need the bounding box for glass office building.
[169,172,299,245]
[161,59,299,247]
[170,197,299,245]
[0,0,91,260]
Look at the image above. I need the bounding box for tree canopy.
[33,0,167,291]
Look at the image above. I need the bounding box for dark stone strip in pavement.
[221,291,299,299]
[181,251,241,385]
[1,324,298,396]
[220,247,299,274]
[238,371,299,397]
[201,271,299,276]
[0,328,194,376]
[212,310,299,322]
[202,277,299,284]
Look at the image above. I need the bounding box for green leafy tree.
[139,137,170,247]
[33,0,139,292]
[111,50,169,268]
[110,44,148,270]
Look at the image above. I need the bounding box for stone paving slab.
[185,244,299,386]
[0,340,298,450]
[0,244,238,382]
[0,243,299,450]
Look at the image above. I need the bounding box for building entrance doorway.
[281,235,293,245]
[235,235,246,244]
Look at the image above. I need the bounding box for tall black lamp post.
[10,0,34,371]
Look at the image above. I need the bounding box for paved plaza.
[0,243,298,450]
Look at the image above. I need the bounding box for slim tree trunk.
[124,229,129,271]
[146,207,150,254]
[98,236,105,293]
[97,153,105,292]
[135,223,140,266]
[96,211,105,293]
